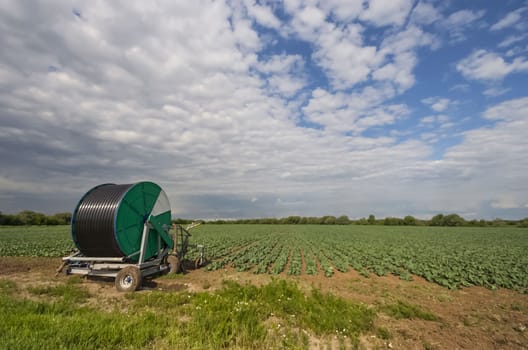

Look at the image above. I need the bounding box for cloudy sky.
[1,0,527,220]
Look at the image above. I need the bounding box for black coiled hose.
[71,184,133,257]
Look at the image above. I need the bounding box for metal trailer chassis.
[59,222,204,292]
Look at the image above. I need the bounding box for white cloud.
[257,54,304,74]
[439,97,528,212]
[491,195,523,209]
[0,176,60,194]
[380,25,437,53]
[490,7,527,31]
[505,45,528,57]
[313,31,378,89]
[283,2,436,92]
[283,4,371,91]
[304,88,347,113]
[484,96,528,121]
[287,7,380,90]
[498,34,527,48]
[283,0,302,14]
[431,100,449,112]
[313,23,434,90]
[0,0,436,218]
[373,26,438,92]
[288,4,327,38]
[421,115,436,124]
[439,121,455,129]
[422,97,450,112]
[360,0,414,27]
[0,0,526,220]
[456,49,528,80]
[437,115,450,123]
[319,0,363,21]
[411,1,441,25]
[372,52,416,91]
[257,54,306,97]
[244,0,281,29]
[443,9,485,27]
[267,75,306,97]
[298,5,326,28]
[441,9,486,42]
[419,114,450,127]
[420,132,438,143]
[449,84,470,92]
[483,86,510,97]
[302,85,408,133]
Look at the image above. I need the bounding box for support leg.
[138,223,150,264]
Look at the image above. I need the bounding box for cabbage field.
[1,224,527,291]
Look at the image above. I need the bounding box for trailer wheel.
[194,257,202,269]
[115,266,142,292]
[167,255,181,274]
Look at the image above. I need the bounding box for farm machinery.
[58,182,205,292]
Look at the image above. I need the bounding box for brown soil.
[1,257,527,349]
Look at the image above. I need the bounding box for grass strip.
[1,278,375,349]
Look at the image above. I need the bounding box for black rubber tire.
[167,255,181,274]
[115,266,142,292]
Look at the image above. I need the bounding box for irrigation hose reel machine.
[59,182,205,292]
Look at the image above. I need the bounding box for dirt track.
[1,256,527,349]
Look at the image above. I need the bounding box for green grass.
[381,300,439,321]
[126,288,193,310]
[0,278,375,349]
[510,302,526,312]
[0,280,168,349]
[0,278,18,294]
[376,326,392,340]
[28,277,90,304]
[130,279,375,348]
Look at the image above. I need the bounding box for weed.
[436,293,453,303]
[158,272,185,280]
[511,302,525,311]
[423,341,437,350]
[381,300,439,321]
[463,315,480,327]
[399,271,413,281]
[376,326,392,340]
[0,279,17,295]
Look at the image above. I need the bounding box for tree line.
[2,210,527,228]
[181,214,528,228]
[0,211,72,226]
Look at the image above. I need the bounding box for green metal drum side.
[114,182,171,261]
